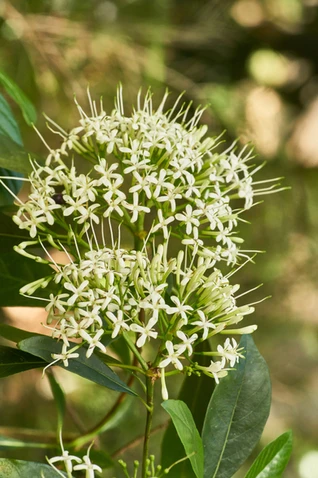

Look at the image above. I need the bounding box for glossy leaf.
[162,399,204,478]
[0,345,45,378]
[0,70,37,125]
[18,336,136,395]
[245,431,293,478]
[0,324,37,343]
[202,335,271,478]
[47,372,66,435]
[0,458,66,477]
[161,340,214,477]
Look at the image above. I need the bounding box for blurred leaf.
[18,336,137,395]
[0,436,53,451]
[162,400,204,478]
[0,324,38,343]
[202,335,271,478]
[0,458,66,477]
[0,345,45,378]
[0,251,52,307]
[0,134,39,174]
[0,70,37,125]
[47,372,66,436]
[161,340,214,477]
[0,210,31,251]
[245,431,293,478]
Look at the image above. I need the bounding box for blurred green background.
[1,0,318,477]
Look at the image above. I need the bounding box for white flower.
[166,296,193,324]
[130,317,158,347]
[106,310,130,338]
[159,340,186,370]
[64,280,90,306]
[48,450,82,475]
[175,204,200,236]
[73,452,102,478]
[151,209,175,239]
[205,358,228,384]
[217,338,244,367]
[175,331,198,356]
[125,192,150,223]
[51,344,79,367]
[80,329,106,358]
[191,310,216,340]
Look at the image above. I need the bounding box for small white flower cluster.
[13,88,276,266]
[48,441,101,478]
[12,87,276,390]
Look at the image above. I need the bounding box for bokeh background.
[0,0,318,477]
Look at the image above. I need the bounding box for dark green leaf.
[202,335,271,478]
[245,431,293,478]
[161,340,215,477]
[18,336,136,396]
[47,372,66,435]
[0,251,53,307]
[0,324,37,343]
[0,211,31,251]
[162,399,204,478]
[0,345,45,378]
[0,459,65,477]
[0,71,37,125]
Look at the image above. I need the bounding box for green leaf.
[18,336,136,396]
[0,458,66,477]
[244,431,293,478]
[0,70,37,125]
[0,436,54,451]
[0,345,45,378]
[0,134,37,174]
[162,399,204,478]
[47,372,65,435]
[0,94,23,145]
[202,335,271,478]
[0,251,53,307]
[0,94,23,205]
[0,324,37,343]
[0,211,31,251]
[161,340,215,477]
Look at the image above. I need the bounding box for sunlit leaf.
[162,399,204,478]
[245,431,293,478]
[161,340,214,477]
[202,335,271,478]
[19,336,136,395]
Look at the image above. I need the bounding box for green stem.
[122,332,149,371]
[142,375,154,478]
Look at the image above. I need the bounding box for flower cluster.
[10,87,278,392]
[13,88,275,266]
